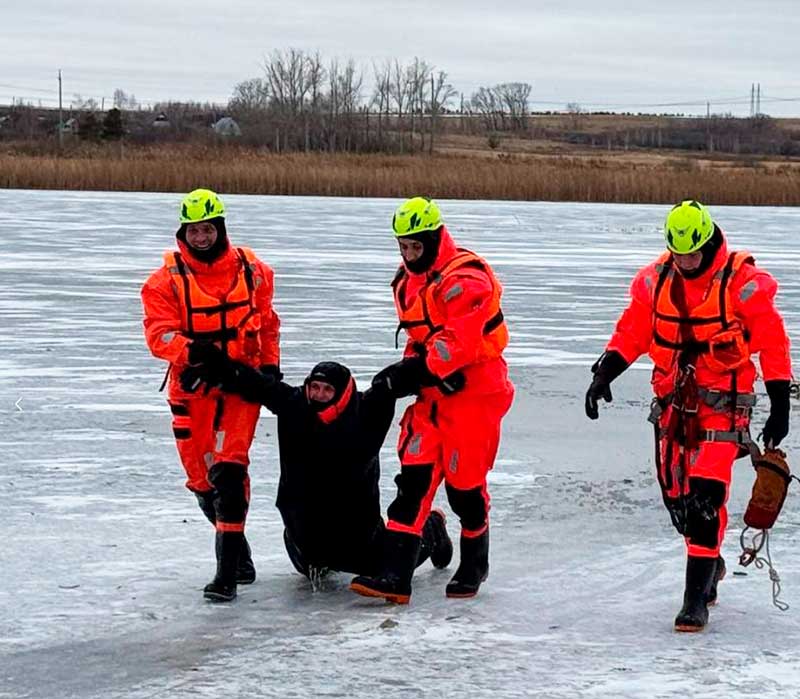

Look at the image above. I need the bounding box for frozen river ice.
[2,191,800,698]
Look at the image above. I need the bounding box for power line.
[0,82,57,95]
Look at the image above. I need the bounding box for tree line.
[227,49,532,153]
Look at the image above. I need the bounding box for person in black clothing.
[183,356,453,580]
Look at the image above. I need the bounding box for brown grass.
[1,144,799,205]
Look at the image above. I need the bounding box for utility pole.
[756,83,761,115]
[58,69,63,152]
[750,83,755,117]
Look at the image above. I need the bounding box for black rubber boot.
[350,531,421,604]
[707,556,726,607]
[674,555,717,632]
[423,509,453,569]
[446,529,489,598]
[196,492,255,585]
[204,531,243,602]
[237,536,256,585]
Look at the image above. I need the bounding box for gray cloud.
[3,0,799,115]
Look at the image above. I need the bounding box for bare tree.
[339,59,363,150]
[113,89,138,110]
[495,82,531,130]
[305,51,326,150]
[470,87,503,131]
[428,70,457,154]
[228,78,270,113]
[390,59,413,151]
[405,57,431,151]
[263,48,312,150]
[565,102,584,130]
[470,82,531,132]
[72,94,99,112]
[371,60,392,147]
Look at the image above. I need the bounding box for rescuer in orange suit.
[141,189,280,602]
[350,196,515,604]
[585,199,792,632]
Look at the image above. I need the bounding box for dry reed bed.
[1,150,799,205]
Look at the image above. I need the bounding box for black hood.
[305,361,352,410]
[403,226,443,274]
[176,216,229,263]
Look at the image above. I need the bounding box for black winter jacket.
[260,378,396,571]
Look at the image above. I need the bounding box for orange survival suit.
[386,226,515,542]
[141,238,280,535]
[606,232,791,558]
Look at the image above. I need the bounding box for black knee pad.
[194,490,217,524]
[685,477,727,550]
[387,464,434,526]
[208,462,248,523]
[445,484,487,532]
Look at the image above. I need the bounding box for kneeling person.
[186,357,453,580]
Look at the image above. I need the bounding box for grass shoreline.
[2,147,799,205]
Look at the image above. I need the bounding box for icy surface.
[1,191,800,698]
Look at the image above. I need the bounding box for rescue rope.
[738,527,789,611]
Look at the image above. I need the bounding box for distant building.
[63,118,79,135]
[212,116,242,137]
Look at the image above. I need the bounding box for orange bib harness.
[391,248,508,358]
[647,250,758,533]
[165,246,262,365]
[650,250,753,378]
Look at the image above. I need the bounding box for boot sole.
[674,623,706,633]
[236,576,256,585]
[204,591,237,603]
[446,589,479,599]
[349,582,410,605]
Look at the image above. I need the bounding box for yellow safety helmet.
[179,188,226,224]
[392,197,442,237]
[664,200,715,254]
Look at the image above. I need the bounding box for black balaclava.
[176,216,229,263]
[403,226,443,274]
[675,224,724,280]
[305,361,352,411]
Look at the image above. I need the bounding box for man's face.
[185,222,218,250]
[398,238,424,264]
[308,380,336,404]
[672,250,703,274]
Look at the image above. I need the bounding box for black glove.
[225,361,282,403]
[259,364,283,383]
[585,350,629,420]
[762,379,791,447]
[187,340,225,367]
[179,341,228,394]
[436,370,466,395]
[180,364,213,394]
[372,357,427,398]
[179,340,226,395]
[373,357,465,398]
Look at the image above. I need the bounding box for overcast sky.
[3,0,800,116]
